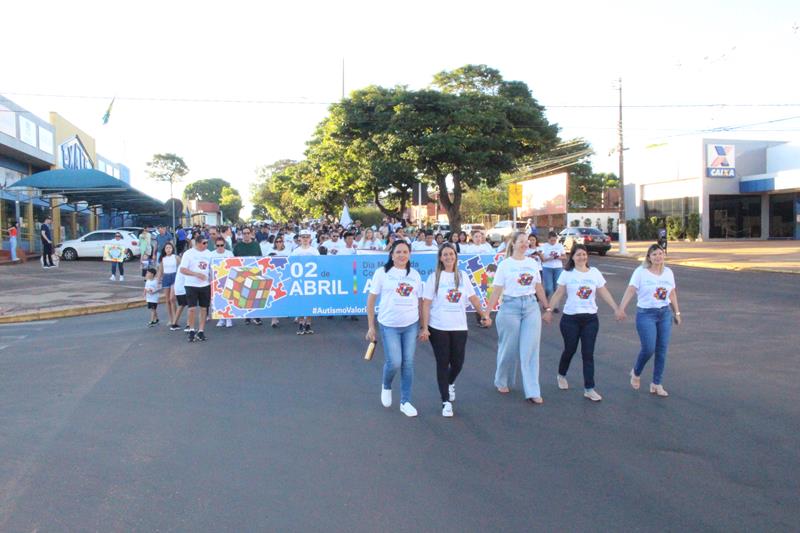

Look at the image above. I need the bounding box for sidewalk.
[607,240,800,274]
[0,259,151,323]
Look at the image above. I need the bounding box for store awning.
[9,169,167,215]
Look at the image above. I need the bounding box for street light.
[615,77,628,255]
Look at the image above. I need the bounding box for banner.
[211,253,508,319]
[103,244,126,262]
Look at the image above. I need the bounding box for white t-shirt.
[326,239,346,255]
[540,242,566,268]
[359,239,383,251]
[557,267,607,315]
[467,243,493,255]
[340,243,359,255]
[179,247,214,288]
[174,270,186,296]
[291,245,320,257]
[259,241,273,256]
[628,266,676,309]
[369,266,423,327]
[145,279,160,303]
[492,257,541,297]
[213,249,234,259]
[268,247,290,257]
[423,270,477,331]
[161,254,178,274]
[412,242,439,253]
[525,246,544,271]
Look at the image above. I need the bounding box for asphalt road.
[1,257,798,532]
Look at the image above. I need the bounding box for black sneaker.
[244,319,252,325]
[188,330,196,342]
[271,321,278,328]
[253,318,263,325]
[153,318,160,325]
[350,316,359,321]
[148,320,157,327]
[297,323,306,335]
[169,324,181,331]
[183,324,192,332]
[196,331,207,342]
[304,323,314,335]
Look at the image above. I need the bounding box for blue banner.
[210,252,507,318]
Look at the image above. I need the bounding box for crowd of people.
[122,216,680,418]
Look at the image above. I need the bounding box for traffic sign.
[508,183,522,207]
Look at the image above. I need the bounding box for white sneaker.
[584,389,603,402]
[400,402,418,417]
[381,388,392,408]
[216,319,225,328]
[448,384,456,402]
[119,276,124,281]
[557,374,569,390]
[225,320,233,328]
[442,401,454,417]
[110,275,116,281]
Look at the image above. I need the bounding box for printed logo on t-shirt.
[396,282,414,297]
[198,261,208,270]
[329,248,338,255]
[517,272,534,286]
[576,286,593,300]
[446,288,462,303]
[654,287,668,300]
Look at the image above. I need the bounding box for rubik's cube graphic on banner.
[222,267,273,309]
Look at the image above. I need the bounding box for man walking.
[233,226,263,325]
[40,216,55,268]
[179,235,213,342]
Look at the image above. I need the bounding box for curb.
[0,293,173,324]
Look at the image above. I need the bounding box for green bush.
[627,219,638,240]
[666,216,684,240]
[348,206,384,228]
[686,213,700,241]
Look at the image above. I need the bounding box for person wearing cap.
[291,230,319,335]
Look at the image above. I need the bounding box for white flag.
[340,203,353,228]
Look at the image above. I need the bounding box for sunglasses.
[215,243,225,247]
[199,241,209,245]
[275,240,283,243]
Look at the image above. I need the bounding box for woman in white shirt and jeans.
[419,244,491,417]
[485,232,551,404]
[616,244,682,397]
[545,244,621,402]
[366,240,423,417]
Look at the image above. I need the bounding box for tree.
[219,186,243,223]
[146,153,189,230]
[183,178,231,203]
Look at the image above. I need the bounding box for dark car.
[558,227,612,255]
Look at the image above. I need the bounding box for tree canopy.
[146,153,189,184]
[183,178,231,203]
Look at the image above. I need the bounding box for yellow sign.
[103,244,126,263]
[508,183,522,207]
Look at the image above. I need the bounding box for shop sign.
[59,135,94,170]
[707,144,735,177]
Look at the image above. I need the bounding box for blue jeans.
[111,261,125,276]
[541,267,562,299]
[380,321,418,404]
[495,295,542,399]
[9,236,17,261]
[633,306,673,385]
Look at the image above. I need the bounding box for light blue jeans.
[9,236,17,261]
[541,267,562,299]
[495,295,542,399]
[380,321,418,404]
[634,306,673,385]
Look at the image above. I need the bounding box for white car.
[56,230,141,261]
[487,220,530,244]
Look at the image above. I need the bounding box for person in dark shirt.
[40,216,54,268]
[233,227,263,325]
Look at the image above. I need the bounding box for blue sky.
[4,0,799,211]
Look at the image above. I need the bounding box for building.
[0,95,56,254]
[188,200,223,226]
[623,137,800,240]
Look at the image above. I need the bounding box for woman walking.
[8,221,19,262]
[366,240,423,417]
[419,244,491,417]
[616,244,682,397]
[485,232,551,404]
[212,238,234,328]
[546,244,621,402]
[157,242,179,329]
[539,231,566,302]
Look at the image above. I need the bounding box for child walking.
[144,267,160,326]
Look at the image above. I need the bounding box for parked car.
[431,223,451,235]
[56,230,140,261]
[461,223,486,234]
[487,220,529,244]
[558,227,612,255]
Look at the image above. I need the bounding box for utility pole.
[617,77,627,254]
[341,58,345,100]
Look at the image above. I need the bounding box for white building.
[623,137,800,240]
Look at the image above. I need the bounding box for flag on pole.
[340,202,353,228]
[102,97,115,125]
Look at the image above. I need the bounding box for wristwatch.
[545,307,552,312]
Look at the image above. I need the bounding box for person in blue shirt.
[155,225,173,262]
[175,225,187,254]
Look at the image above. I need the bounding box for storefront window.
[709,195,761,239]
[769,193,795,239]
[644,196,699,224]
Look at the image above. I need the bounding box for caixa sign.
[706,144,735,178]
[58,135,94,170]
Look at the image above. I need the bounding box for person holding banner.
[419,244,491,417]
[291,230,320,335]
[212,238,235,328]
[485,232,551,404]
[109,232,126,281]
[366,240,423,417]
[358,228,383,251]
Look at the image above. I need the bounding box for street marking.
[0,345,8,351]
[0,335,27,340]
[0,320,58,327]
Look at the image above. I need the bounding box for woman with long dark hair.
[485,232,551,404]
[366,240,423,417]
[419,244,491,417]
[545,244,620,402]
[616,244,682,397]
[157,241,179,328]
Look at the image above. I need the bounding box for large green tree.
[219,186,243,223]
[146,153,189,229]
[183,178,231,203]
